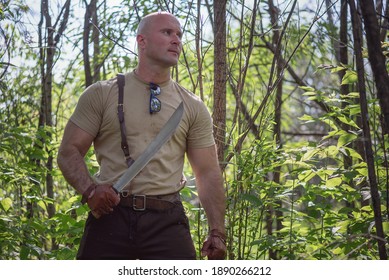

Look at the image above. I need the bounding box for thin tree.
[38,0,71,250]
[360,0,389,135]
[213,0,227,163]
[267,0,284,260]
[349,0,387,260]
[83,0,99,87]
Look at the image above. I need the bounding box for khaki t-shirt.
[70,71,215,195]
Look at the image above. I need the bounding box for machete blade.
[113,101,184,192]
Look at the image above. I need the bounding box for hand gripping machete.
[113,101,184,192]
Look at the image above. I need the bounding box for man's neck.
[134,65,171,84]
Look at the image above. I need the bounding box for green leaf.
[300,86,315,91]
[322,118,338,131]
[341,70,358,85]
[339,147,363,160]
[383,222,389,234]
[299,114,316,122]
[341,92,360,99]
[336,116,359,129]
[0,197,13,212]
[337,132,358,147]
[330,66,347,73]
[298,170,316,182]
[360,205,372,212]
[324,145,339,157]
[332,247,344,255]
[241,193,262,206]
[348,105,361,116]
[301,148,318,161]
[37,200,47,211]
[326,177,342,188]
[20,246,30,260]
[302,91,317,96]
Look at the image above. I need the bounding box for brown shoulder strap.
[117,73,134,167]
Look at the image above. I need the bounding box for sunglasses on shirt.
[149,83,161,114]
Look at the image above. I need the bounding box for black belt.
[118,192,179,211]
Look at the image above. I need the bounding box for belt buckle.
[133,195,146,211]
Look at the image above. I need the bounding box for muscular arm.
[57,120,119,216]
[187,144,226,234]
[57,120,95,195]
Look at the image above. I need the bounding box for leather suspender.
[117,73,134,167]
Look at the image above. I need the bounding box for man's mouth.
[168,49,180,55]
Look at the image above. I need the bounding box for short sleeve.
[70,82,104,138]
[186,101,215,149]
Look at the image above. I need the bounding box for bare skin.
[57,122,120,216]
[135,12,183,83]
[187,145,226,259]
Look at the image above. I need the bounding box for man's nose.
[171,34,182,45]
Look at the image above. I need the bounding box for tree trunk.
[195,0,204,101]
[359,0,389,135]
[268,0,284,260]
[91,0,100,83]
[42,0,55,219]
[83,0,97,87]
[349,0,388,260]
[378,0,389,41]
[334,0,357,215]
[213,0,227,163]
[40,0,71,251]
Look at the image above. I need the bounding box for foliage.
[211,77,388,260]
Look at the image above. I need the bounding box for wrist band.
[210,229,226,244]
[81,184,97,204]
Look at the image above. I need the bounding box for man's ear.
[136,34,146,49]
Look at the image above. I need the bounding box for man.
[57,11,226,260]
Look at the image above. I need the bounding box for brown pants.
[77,201,196,260]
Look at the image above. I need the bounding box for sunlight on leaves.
[341,70,358,85]
[0,197,13,212]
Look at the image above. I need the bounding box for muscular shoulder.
[70,77,118,137]
[81,77,117,104]
[170,81,215,148]
[171,81,202,103]
[171,81,210,120]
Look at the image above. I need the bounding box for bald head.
[137,12,181,36]
[135,11,183,75]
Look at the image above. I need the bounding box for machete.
[113,101,184,192]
